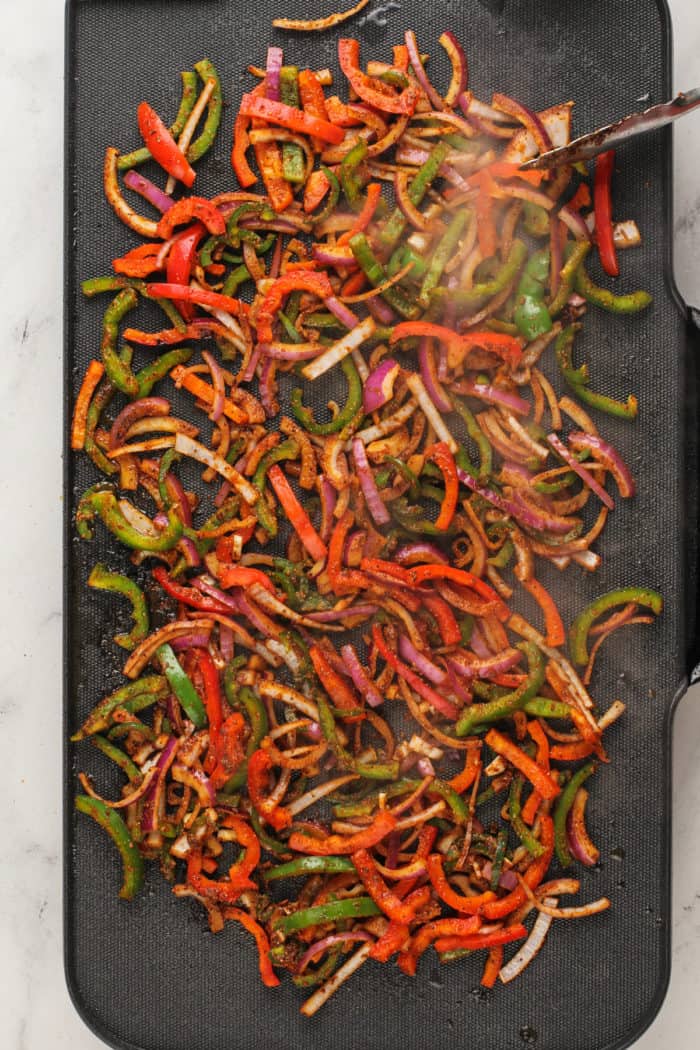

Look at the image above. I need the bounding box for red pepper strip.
[112,243,163,278]
[481,944,504,988]
[568,707,607,762]
[433,925,528,953]
[342,270,367,296]
[156,197,226,239]
[267,465,328,562]
[327,511,374,595]
[594,150,619,277]
[416,824,438,857]
[298,69,331,152]
[254,137,294,214]
[369,921,410,962]
[476,184,498,258]
[257,271,334,343]
[467,161,546,188]
[409,563,509,618]
[338,38,417,116]
[424,442,458,531]
[152,566,231,612]
[218,565,276,594]
[247,749,292,831]
[147,282,248,318]
[303,169,331,213]
[485,729,560,800]
[426,854,496,915]
[198,650,224,775]
[239,92,344,144]
[521,720,550,825]
[223,907,280,988]
[137,101,196,187]
[232,110,258,188]
[398,916,482,976]
[372,623,459,721]
[449,741,481,792]
[309,645,363,721]
[523,577,565,647]
[549,740,595,762]
[360,557,416,588]
[71,361,105,451]
[568,182,591,212]
[481,815,554,920]
[421,595,462,647]
[324,95,365,127]
[389,322,522,370]
[352,849,430,923]
[289,810,397,855]
[214,713,247,788]
[392,44,409,72]
[186,843,257,903]
[122,322,230,346]
[338,183,383,246]
[166,223,206,322]
[170,365,249,424]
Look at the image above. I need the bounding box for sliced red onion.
[265,46,283,101]
[492,92,552,153]
[298,932,373,974]
[480,860,519,891]
[341,644,384,708]
[444,666,473,705]
[258,356,279,418]
[453,379,529,416]
[502,102,573,165]
[395,541,448,565]
[173,763,216,807]
[448,647,521,680]
[141,737,179,833]
[219,625,235,664]
[613,219,642,249]
[363,358,400,412]
[311,243,357,269]
[352,437,390,525]
[468,622,492,658]
[566,794,599,866]
[178,536,201,568]
[398,635,446,685]
[439,31,468,106]
[418,338,452,413]
[462,94,516,125]
[416,757,436,777]
[260,342,322,361]
[365,292,396,324]
[171,631,211,651]
[405,29,444,110]
[109,397,170,450]
[325,295,360,330]
[395,144,429,167]
[558,204,592,242]
[240,215,308,234]
[269,234,283,280]
[456,466,573,534]
[547,432,614,510]
[318,476,337,543]
[567,431,635,498]
[192,577,241,613]
[304,603,379,623]
[123,170,174,213]
[201,350,226,423]
[241,345,261,383]
[161,471,193,527]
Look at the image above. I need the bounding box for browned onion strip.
[273,0,370,31]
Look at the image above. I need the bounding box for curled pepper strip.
[485,728,560,800]
[87,564,149,651]
[398,915,482,976]
[156,197,226,239]
[568,586,663,666]
[288,809,397,855]
[75,795,144,900]
[247,748,293,831]
[425,854,496,914]
[71,361,105,451]
[76,486,183,552]
[257,271,334,343]
[424,442,458,531]
[223,907,280,988]
[338,38,417,115]
[351,848,431,923]
[553,761,596,868]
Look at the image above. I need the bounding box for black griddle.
[63,2,700,1048]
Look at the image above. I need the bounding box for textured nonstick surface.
[64,2,694,1048]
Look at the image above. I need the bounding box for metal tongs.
[520,88,700,170]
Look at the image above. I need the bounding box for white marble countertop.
[1,2,698,1048]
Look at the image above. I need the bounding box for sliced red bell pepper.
[156,197,226,239]
[352,848,430,923]
[147,282,248,317]
[433,925,528,952]
[256,271,333,343]
[298,69,331,152]
[223,907,280,987]
[421,595,462,647]
[247,748,293,831]
[166,223,206,322]
[152,566,231,613]
[372,622,459,721]
[424,442,459,531]
[522,577,565,647]
[485,729,560,800]
[266,465,328,563]
[214,712,247,788]
[288,809,397,855]
[568,182,591,212]
[480,814,554,920]
[303,168,331,213]
[186,840,257,903]
[238,92,344,144]
[112,242,163,278]
[389,322,522,370]
[137,101,196,187]
[327,510,374,595]
[398,916,482,976]
[594,149,619,277]
[218,565,277,594]
[360,557,416,588]
[309,645,363,720]
[232,110,258,189]
[197,650,224,776]
[324,94,365,127]
[254,137,294,213]
[408,563,508,616]
[481,945,504,988]
[521,719,551,825]
[338,182,383,246]
[369,921,410,962]
[71,361,105,451]
[338,38,417,115]
[426,854,496,914]
[449,743,481,793]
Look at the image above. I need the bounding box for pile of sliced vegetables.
[71,24,662,1014]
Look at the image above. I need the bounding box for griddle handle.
[686,305,700,682]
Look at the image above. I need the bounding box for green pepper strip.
[100,290,139,397]
[83,276,186,332]
[252,437,300,537]
[555,325,638,421]
[291,356,362,436]
[489,828,509,890]
[157,643,207,728]
[76,486,183,551]
[264,856,355,881]
[107,716,155,741]
[431,239,527,310]
[311,165,341,226]
[533,471,577,495]
[452,396,492,482]
[87,564,150,651]
[340,139,369,211]
[521,201,550,238]
[250,810,290,856]
[187,59,223,164]
[85,376,118,476]
[91,734,141,781]
[292,947,344,987]
[118,70,198,170]
[349,233,419,319]
[75,795,144,899]
[569,586,663,666]
[456,641,544,737]
[418,211,469,307]
[514,248,553,341]
[316,692,399,780]
[72,676,167,740]
[387,245,427,280]
[390,497,445,537]
[485,318,520,336]
[224,685,269,792]
[379,142,450,250]
[575,260,652,314]
[190,496,241,553]
[279,66,306,183]
[488,538,514,569]
[508,777,545,857]
[135,347,192,398]
[548,241,591,317]
[303,311,342,330]
[553,761,596,867]
[274,897,381,934]
[278,309,304,343]
[222,264,251,298]
[522,697,572,720]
